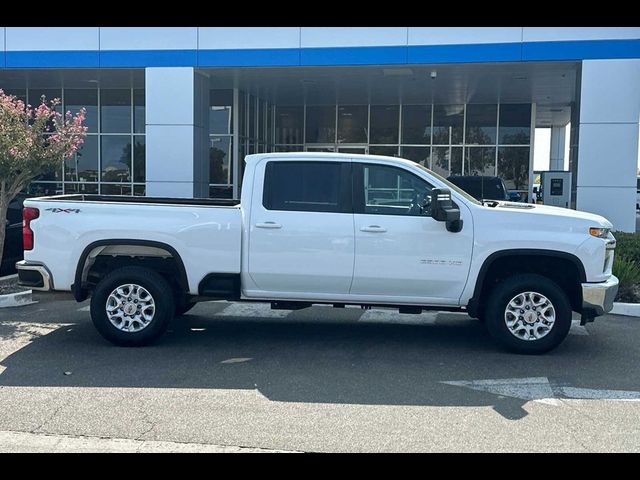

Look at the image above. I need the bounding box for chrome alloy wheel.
[504,291,556,341]
[106,284,156,333]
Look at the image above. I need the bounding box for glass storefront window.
[101,135,131,182]
[65,135,98,182]
[306,105,336,144]
[133,137,146,183]
[465,104,497,145]
[102,184,132,195]
[275,106,303,144]
[337,105,368,144]
[248,95,257,139]
[400,146,430,166]
[133,185,146,196]
[465,146,496,176]
[369,145,398,157]
[28,89,62,113]
[133,89,145,134]
[433,105,464,145]
[401,105,431,144]
[209,90,233,135]
[498,147,530,191]
[210,136,232,185]
[431,147,450,177]
[64,183,98,194]
[370,105,399,144]
[101,89,132,133]
[499,104,531,145]
[450,147,463,176]
[65,89,98,133]
[209,186,233,199]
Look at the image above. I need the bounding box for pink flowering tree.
[0,89,87,265]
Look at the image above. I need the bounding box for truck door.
[350,162,473,304]
[246,159,355,296]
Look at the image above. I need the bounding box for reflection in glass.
[133,185,146,196]
[28,89,62,112]
[210,136,232,184]
[101,136,131,182]
[101,89,131,133]
[102,184,132,195]
[275,106,303,144]
[249,95,256,139]
[431,147,450,177]
[400,146,430,166]
[134,89,145,134]
[65,135,98,182]
[465,104,497,145]
[306,105,336,144]
[133,137,146,183]
[370,105,399,144]
[433,105,463,145]
[465,146,496,176]
[338,105,368,144]
[401,105,431,144]
[450,147,463,175]
[498,147,530,191]
[64,183,98,194]
[369,146,398,157]
[499,104,531,144]
[209,186,233,199]
[65,89,98,133]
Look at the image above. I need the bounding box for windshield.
[413,163,482,206]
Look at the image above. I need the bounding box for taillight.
[23,207,39,251]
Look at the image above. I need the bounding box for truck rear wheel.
[484,274,572,354]
[90,266,175,346]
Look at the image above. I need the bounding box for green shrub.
[613,231,640,264]
[613,255,640,302]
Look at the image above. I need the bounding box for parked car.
[1,193,29,276]
[447,175,511,202]
[17,153,618,354]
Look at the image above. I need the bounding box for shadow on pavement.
[1,301,639,421]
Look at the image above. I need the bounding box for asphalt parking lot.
[1,296,639,452]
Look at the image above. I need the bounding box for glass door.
[337,146,368,154]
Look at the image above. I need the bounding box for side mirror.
[430,188,463,233]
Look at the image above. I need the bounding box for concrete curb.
[0,290,33,308]
[610,302,640,318]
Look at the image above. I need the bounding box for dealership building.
[0,27,639,231]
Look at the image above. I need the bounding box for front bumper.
[15,260,52,291]
[582,275,619,317]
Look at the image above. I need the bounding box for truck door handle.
[255,221,282,229]
[360,225,387,233]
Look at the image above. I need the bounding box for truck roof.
[244,152,421,170]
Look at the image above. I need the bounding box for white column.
[549,125,566,171]
[576,59,640,232]
[145,67,209,198]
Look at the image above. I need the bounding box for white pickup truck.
[17,152,619,354]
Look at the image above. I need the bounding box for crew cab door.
[350,162,473,304]
[246,159,354,296]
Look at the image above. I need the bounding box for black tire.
[90,266,175,346]
[484,274,572,354]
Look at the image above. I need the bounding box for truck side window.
[358,164,434,216]
[263,161,350,213]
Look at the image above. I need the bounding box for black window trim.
[262,160,352,214]
[352,162,435,217]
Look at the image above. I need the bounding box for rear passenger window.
[263,161,348,213]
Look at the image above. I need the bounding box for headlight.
[589,227,610,238]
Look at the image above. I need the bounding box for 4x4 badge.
[45,208,80,213]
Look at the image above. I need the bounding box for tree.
[0,90,87,266]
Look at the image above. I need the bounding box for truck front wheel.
[484,274,572,354]
[90,266,175,346]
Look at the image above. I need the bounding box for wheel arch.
[72,239,189,302]
[467,249,587,317]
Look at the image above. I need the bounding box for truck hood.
[490,201,613,228]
